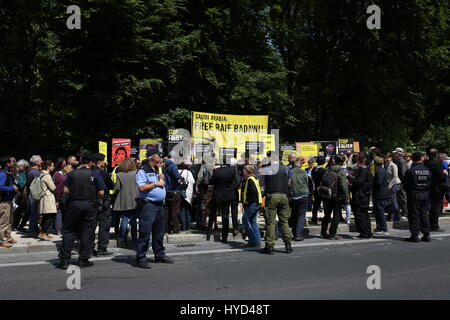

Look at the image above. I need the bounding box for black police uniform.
[91,154,114,254]
[58,163,106,264]
[404,163,432,238]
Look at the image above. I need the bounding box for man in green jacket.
[320,154,349,239]
[289,156,310,241]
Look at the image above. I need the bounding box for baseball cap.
[392,147,404,154]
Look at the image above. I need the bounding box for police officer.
[404,152,432,242]
[91,153,114,256]
[135,149,173,269]
[55,153,107,269]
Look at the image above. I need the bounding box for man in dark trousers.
[311,156,326,225]
[372,156,391,235]
[392,148,408,218]
[348,156,373,239]
[208,163,236,243]
[229,159,242,238]
[163,152,183,234]
[55,153,106,269]
[91,153,115,256]
[319,154,349,240]
[424,148,447,232]
[404,152,432,242]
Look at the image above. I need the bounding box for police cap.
[146,148,163,158]
[92,153,105,162]
[82,152,96,162]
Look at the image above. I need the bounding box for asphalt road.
[1,229,450,300]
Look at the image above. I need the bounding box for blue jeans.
[291,197,308,237]
[55,209,63,233]
[242,203,261,244]
[136,202,166,262]
[179,200,191,231]
[28,194,39,233]
[119,209,137,242]
[387,184,401,221]
[373,199,389,231]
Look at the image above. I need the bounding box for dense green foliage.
[0,0,449,159]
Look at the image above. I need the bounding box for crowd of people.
[0,145,448,269]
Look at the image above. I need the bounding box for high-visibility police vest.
[109,166,119,195]
[242,176,262,204]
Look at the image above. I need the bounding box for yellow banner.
[192,112,271,161]
[98,141,108,164]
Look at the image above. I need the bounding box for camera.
[177,177,189,190]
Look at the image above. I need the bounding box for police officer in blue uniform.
[55,153,107,269]
[404,152,432,242]
[135,149,174,269]
[91,153,114,256]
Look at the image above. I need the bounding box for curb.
[2,217,450,255]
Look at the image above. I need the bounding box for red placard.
[111,138,131,168]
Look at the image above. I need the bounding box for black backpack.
[318,170,339,199]
[199,166,212,186]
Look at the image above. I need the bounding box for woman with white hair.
[12,160,29,230]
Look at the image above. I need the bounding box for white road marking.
[1,233,449,269]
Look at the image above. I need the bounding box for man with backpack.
[21,155,43,236]
[0,157,18,248]
[319,154,349,240]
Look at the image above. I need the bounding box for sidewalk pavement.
[2,210,450,255]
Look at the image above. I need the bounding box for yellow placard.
[139,138,163,161]
[98,141,108,164]
[296,142,319,157]
[354,141,360,152]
